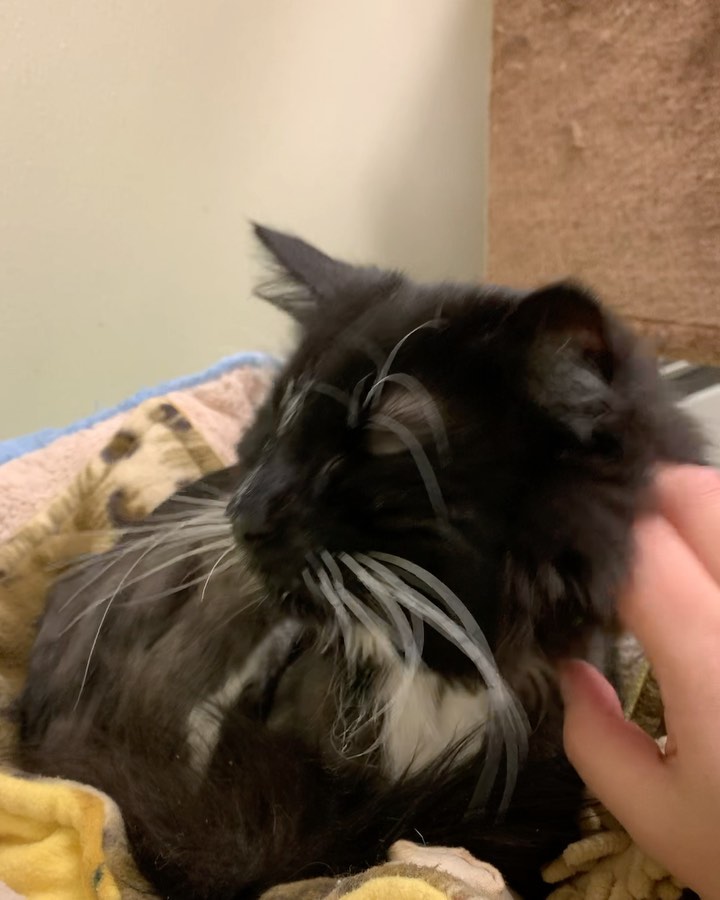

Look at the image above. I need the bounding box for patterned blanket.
[0,366,684,900]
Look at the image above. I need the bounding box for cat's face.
[229,226,700,671]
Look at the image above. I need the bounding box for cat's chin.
[242,553,332,622]
[254,564,305,599]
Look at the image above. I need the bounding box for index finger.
[620,514,720,729]
[655,465,720,586]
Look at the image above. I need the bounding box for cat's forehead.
[286,302,429,385]
[265,282,545,459]
[285,282,514,387]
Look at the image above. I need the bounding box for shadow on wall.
[370,1,492,283]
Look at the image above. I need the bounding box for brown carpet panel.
[488,0,720,363]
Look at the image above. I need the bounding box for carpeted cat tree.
[487,0,720,364]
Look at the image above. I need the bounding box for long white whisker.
[45,513,226,549]
[410,609,425,657]
[176,480,228,499]
[161,495,227,507]
[365,372,450,461]
[320,551,391,643]
[57,514,229,579]
[116,537,233,589]
[212,594,266,633]
[321,552,425,659]
[59,538,233,636]
[354,553,528,812]
[318,554,403,760]
[72,531,168,709]
[356,554,501,688]
[307,382,353,410]
[120,558,239,607]
[348,374,371,428]
[368,552,490,651]
[339,554,419,668]
[201,547,237,602]
[57,551,136,615]
[371,319,442,407]
[368,413,448,520]
[302,562,353,653]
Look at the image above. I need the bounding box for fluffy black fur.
[18,226,702,899]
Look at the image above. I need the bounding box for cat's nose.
[226,458,300,549]
[226,485,294,545]
[226,492,272,543]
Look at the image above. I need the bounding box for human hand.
[560,465,720,899]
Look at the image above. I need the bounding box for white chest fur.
[187,621,489,778]
[347,625,488,777]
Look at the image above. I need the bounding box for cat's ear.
[253,224,386,324]
[504,282,616,441]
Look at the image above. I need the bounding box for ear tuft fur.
[252,225,358,323]
[506,283,616,442]
[252,224,400,324]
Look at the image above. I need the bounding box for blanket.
[0,364,685,900]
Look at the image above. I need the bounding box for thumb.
[559,660,670,835]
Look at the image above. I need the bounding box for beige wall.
[0,1,492,438]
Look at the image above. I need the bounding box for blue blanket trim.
[0,351,279,466]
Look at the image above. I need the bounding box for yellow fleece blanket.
[0,383,684,900]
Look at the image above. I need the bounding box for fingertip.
[559,660,626,775]
[558,660,668,834]
[558,659,623,718]
[621,496,720,669]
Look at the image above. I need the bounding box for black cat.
[18,226,702,899]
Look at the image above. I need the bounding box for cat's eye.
[363,384,444,457]
[366,417,410,456]
[317,456,343,488]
